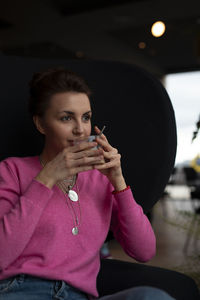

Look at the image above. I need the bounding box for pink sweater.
[0,156,156,298]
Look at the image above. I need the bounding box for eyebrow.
[59,110,92,115]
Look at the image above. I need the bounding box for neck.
[40,148,59,165]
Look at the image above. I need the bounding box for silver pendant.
[72,226,78,235]
[68,190,78,202]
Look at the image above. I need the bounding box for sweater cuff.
[112,185,130,194]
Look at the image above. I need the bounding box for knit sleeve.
[110,188,156,262]
[0,159,53,270]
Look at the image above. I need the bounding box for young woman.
[0,68,175,299]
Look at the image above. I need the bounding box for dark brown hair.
[29,67,91,117]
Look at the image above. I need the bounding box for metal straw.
[99,125,106,136]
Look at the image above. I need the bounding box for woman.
[0,68,175,299]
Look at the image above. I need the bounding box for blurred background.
[0,0,200,290]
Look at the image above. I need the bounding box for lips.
[68,138,87,146]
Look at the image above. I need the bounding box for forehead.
[49,92,91,112]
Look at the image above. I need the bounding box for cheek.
[87,119,92,129]
[86,123,92,135]
[45,125,58,137]
[56,125,71,138]
[88,121,92,129]
[45,123,68,139]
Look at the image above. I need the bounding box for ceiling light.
[75,50,84,58]
[151,21,166,37]
[138,42,146,49]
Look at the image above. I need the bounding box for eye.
[82,114,91,122]
[61,115,71,121]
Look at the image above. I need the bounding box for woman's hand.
[93,126,127,191]
[35,141,104,189]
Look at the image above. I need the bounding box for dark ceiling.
[0,0,200,77]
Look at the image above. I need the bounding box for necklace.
[57,180,81,236]
[58,175,79,202]
[39,156,81,235]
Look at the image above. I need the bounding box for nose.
[72,120,84,136]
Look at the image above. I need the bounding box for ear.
[33,115,46,135]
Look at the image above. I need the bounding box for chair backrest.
[0,55,177,212]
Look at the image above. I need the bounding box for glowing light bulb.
[151,21,166,37]
[138,42,146,49]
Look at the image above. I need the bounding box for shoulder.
[0,156,40,178]
[1,156,39,168]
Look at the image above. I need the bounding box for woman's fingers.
[63,144,104,166]
[94,126,108,142]
[94,125,102,135]
[63,151,104,168]
[94,157,120,170]
[74,155,104,167]
[94,151,121,167]
[74,165,94,173]
[62,135,119,172]
[95,136,113,151]
[72,148,103,160]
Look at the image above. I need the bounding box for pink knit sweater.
[0,156,156,298]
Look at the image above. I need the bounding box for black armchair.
[0,55,199,300]
[183,167,200,213]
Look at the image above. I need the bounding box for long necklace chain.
[58,175,76,193]
[39,156,81,235]
[57,179,81,235]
